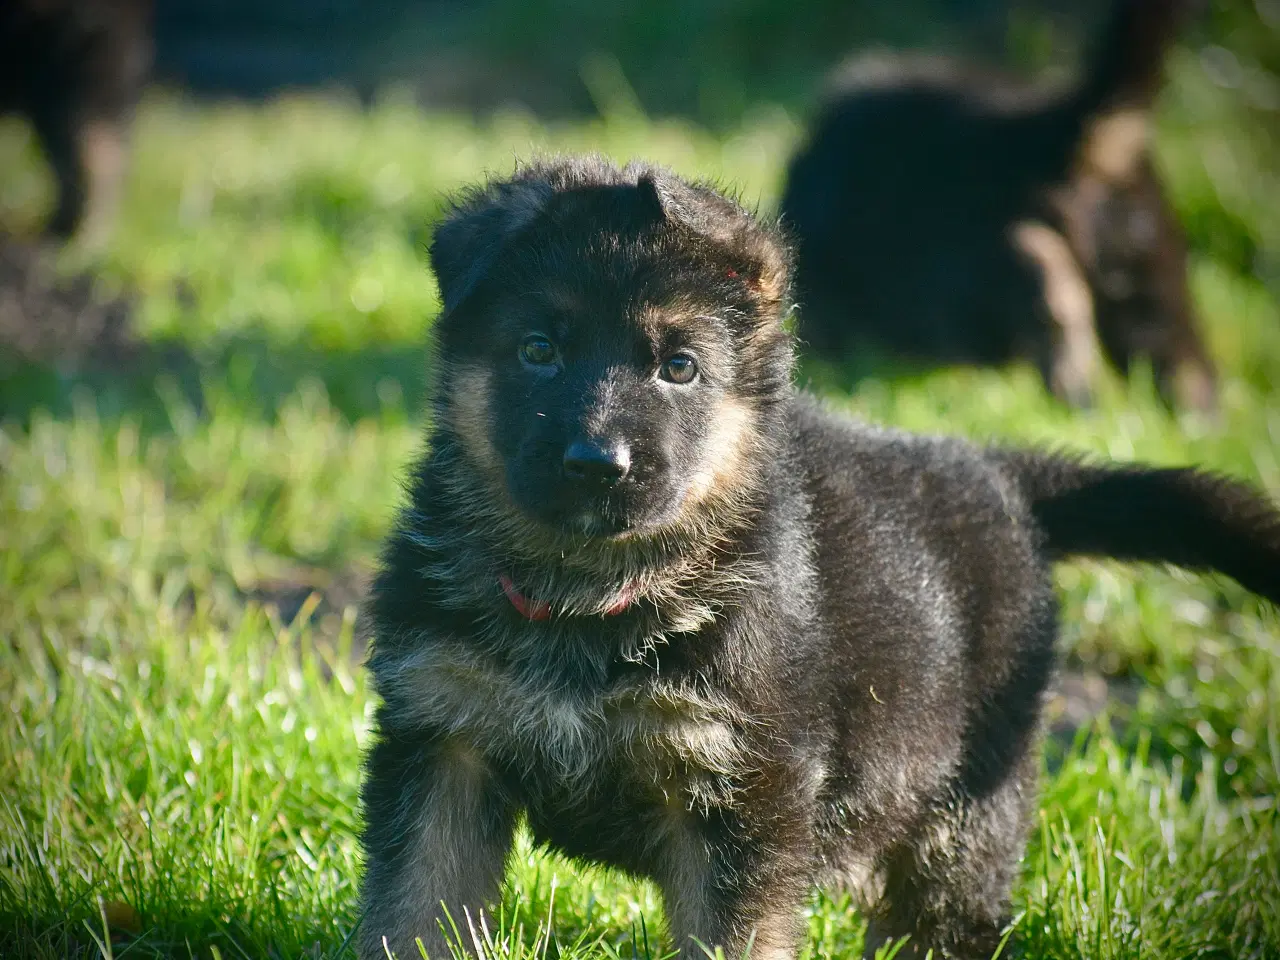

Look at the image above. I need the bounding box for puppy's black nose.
[563,438,631,485]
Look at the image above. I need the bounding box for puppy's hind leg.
[358,725,519,960]
[1010,221,1101,408]
[863,754,1037,960]
[29,103,86,242]
[74,118,130,251]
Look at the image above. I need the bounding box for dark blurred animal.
[356,155,1280,960]
[0,0,152,246]
[780,0,1217,411]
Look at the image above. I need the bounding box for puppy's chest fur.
[375,629,757,803]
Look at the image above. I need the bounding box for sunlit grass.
[2,47,1279,958]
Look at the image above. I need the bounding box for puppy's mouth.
[572,511,616,537]
[542,493,647,539]
[568,500,632,537]
[515,486,681,541]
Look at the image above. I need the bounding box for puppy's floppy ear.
[430,177,552,313]
[724,224,791,309]
[634,171,674,223]
[641,171,790,308]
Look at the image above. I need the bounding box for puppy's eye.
[660,354,698,384]
[519,335,558,367]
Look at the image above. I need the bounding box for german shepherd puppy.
[0,0,152,246]
[359,156,1280,960]
[779,0,1216,411]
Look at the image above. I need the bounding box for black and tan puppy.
[359,156,1280,960]
[0,0,152,246]
[779,0,1217,411]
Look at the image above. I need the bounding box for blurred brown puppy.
[780,0,1217,411]
[0,0,152,247]
[1047,107,1216,409]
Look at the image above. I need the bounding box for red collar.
[498,575,637,621]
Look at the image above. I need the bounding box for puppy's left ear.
[643,173,790,310]
[430,177,552,313]
[724,224,790,310]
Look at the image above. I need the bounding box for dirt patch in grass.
[0,238,141,368]
[1044,665,1142,755]
[248,561,373,668]
[0,235,204,422]
[250,562,369,628]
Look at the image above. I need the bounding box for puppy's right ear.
[430,178,552,313]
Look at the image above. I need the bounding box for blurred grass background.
[2,0,1280,957]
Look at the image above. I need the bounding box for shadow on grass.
[0,332,432,430]
[791,339,1043,410]
[0,907,360,960]
[0,234,432,430]
[794,342,925,397]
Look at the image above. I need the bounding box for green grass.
[3,51,1280,958]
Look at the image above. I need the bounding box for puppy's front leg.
[358,727,518,960]
[658,800,816,960]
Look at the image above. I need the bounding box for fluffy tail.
[994,450,1280,604]
[1072,0,1194,115]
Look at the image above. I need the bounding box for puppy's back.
[791,395,1052,662]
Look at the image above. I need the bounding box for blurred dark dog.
[356,156,1280,960]
[0,0,152,246]
[780,0,1216,411]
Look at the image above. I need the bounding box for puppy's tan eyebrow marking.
[495,287,581,341]
[638,302,731,340]
[542,287,587,314]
